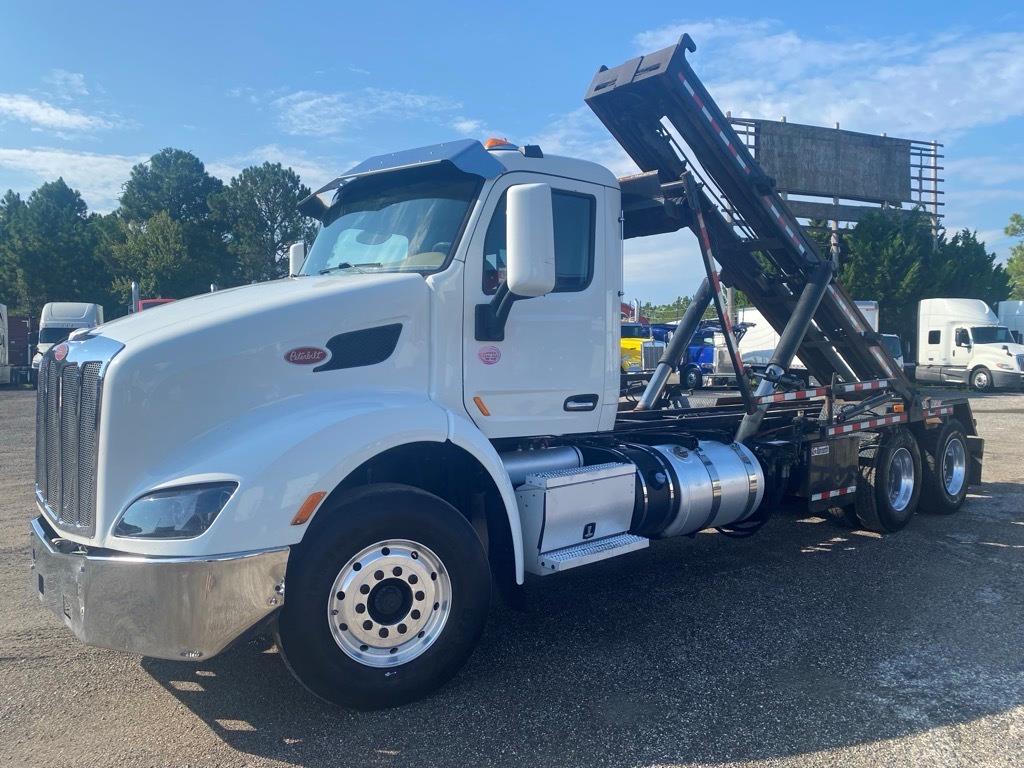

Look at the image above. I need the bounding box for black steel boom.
[586,34,917,409]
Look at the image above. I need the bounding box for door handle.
[564,394,599,412]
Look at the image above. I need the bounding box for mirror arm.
[474,282,524,341]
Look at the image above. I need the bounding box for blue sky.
[2,1,1022,303]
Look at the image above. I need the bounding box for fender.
[100,391,525,582]
[443,410,525,584]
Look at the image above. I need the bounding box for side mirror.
[505,183,556,297]
[288,242,307,276]
[475,183,556,341]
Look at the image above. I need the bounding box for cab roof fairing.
[297,139,506,220]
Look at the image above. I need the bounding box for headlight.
[114,482,237,539]
[996,363,1014,370]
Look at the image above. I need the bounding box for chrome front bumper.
[30,516,289,661]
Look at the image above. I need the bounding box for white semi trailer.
[30,36,983,709]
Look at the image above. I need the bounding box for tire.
[276,483,491,709]
[682,365,702,390]
[854,428,922,533]
[920,419,970,514]
[970,366,993,391]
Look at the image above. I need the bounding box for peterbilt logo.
[284,347,328,365]
[53,343,69,361]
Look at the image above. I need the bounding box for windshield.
[621,324,650,339]
[38,327,72,344]
[302,167,480,277]
[971,326,1014,344]
[881,335,902,358]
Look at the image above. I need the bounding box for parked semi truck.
[916,298,1024,390]
[31,302,103,372]
[30,36,984,710]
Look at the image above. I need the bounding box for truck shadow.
[142,488,1024,767]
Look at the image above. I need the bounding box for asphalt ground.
[2,387,1023,768]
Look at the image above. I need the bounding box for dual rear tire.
[852,421,969,532]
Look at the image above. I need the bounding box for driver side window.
[482,189,595,295]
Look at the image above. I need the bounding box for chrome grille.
[35,356,103,536]
[641,341,664,371]
[44,361,60,506]
[35,361,46,491]
[1017,354,1024,372]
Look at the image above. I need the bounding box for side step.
[535,533,649,574]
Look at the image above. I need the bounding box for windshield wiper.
[318,262,383,275]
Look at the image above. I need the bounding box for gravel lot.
[2,387,1024,768]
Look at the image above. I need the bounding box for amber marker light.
[473,396,490,416]
[291,491,327,525]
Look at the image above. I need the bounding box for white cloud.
[528,107,636,177]
[0,147,144,211]
[631,21,1024,139]
[0,93,118,133]
[207,144,339,189]
[272,88,461,138]
[451,117,485,135]
[43,69,90,99]
[945,157,1024,187]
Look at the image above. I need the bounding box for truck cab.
[916,298,1024,390]
[32,302,104,371]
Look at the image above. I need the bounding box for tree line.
[0,148,319,317]
[638,209,1014,346]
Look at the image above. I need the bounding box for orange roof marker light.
[484,137,516,150]
[291,491,327,526]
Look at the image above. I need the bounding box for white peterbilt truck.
[30,36,984,709]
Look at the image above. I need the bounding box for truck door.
[944,327,971,383]
[462,174,615,438]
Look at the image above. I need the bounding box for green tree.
[120,148,224,225]
[210,162,318,283]
[835,211,931,340]
[0,190,26,308]
[110,211,204,305]
[1006,213,1024,299]
[4,179,113,316]
[934,228,1010,306]
[113,148,234,295]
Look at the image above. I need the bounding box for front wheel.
[682,365,702,390]
[276,484,491,709]
[971,366,993,391]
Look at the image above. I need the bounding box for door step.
[535,533,649,574]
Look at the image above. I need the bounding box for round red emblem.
[53,343,69,361]
[477,345,501,365]
[284,347,328,365]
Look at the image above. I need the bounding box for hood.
[76,271,434,542]
[98,273,418,345]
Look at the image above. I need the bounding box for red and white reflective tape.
[826,412,907,436]
[762,195,807,255]
[924,405,953,418]
[811,485,857,502]
[756,386,829,405]
[679,75,750,175]
[833,379,892,394]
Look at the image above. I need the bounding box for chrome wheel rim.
[942,437,967,497]
[887,447,915,512]
[328,539,451,668]
[974,371,989,389]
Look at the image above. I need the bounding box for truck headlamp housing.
[996,362,1014,370]
[113,482,237,540]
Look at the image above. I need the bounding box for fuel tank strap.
[693,446,722,530]
[729,443,760,518]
